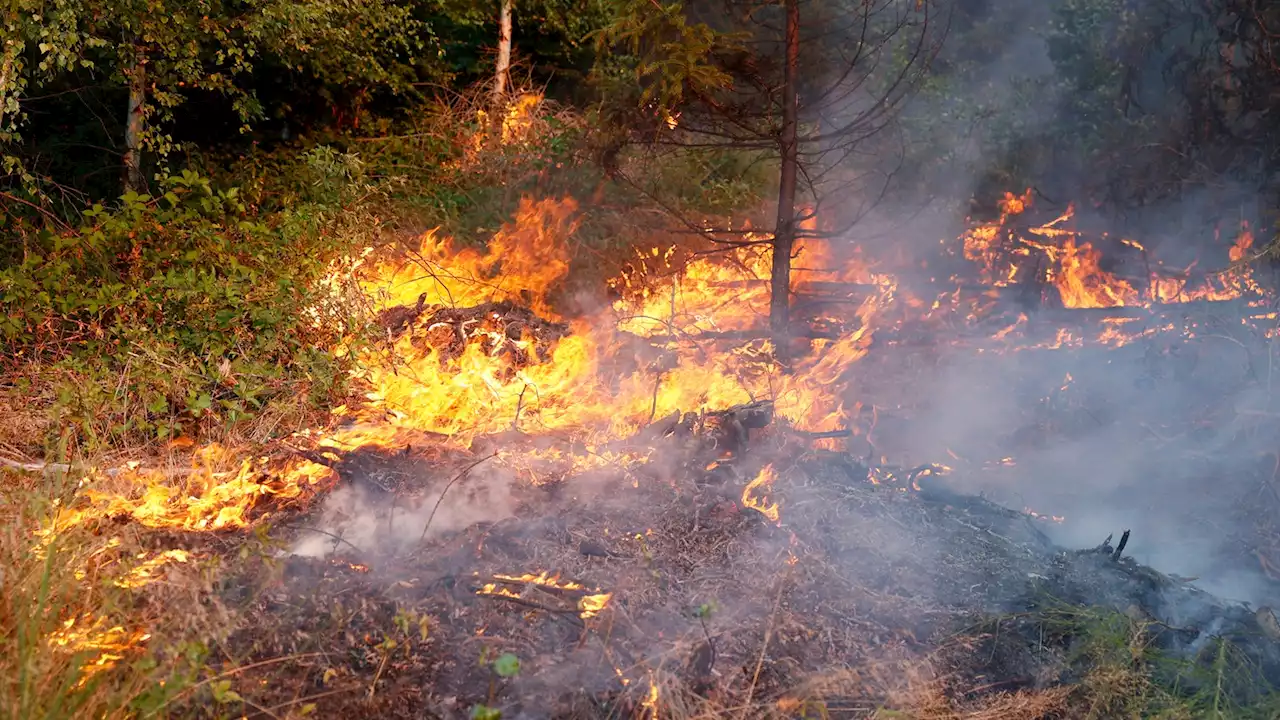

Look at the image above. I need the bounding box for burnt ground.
[186,421,1280,719]
[161,295,1280,718]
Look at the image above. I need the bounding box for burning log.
[702,400,775,456]
[475,571,613,622]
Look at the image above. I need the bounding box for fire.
[46,614,150,683]
[1035,236,1140,308]
[742,464,781,524]
[476,571,612,619]
[493,571,585,590]
[30,183,1274,646]
[344,199,891,451]
[471,92,544,154]
[967,189,1261,311]
[38,448,336,541]
[641,679,661,719]
[364,195,576,317]
[115,549,192,589]
[501,93,543,145]
[578,592,613,619]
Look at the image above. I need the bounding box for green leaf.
[210,679,242,704]
[493,653,521,678]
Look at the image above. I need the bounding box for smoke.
[785,0,1280,607]
[290,460,519,558]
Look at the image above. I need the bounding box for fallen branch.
[787,428,852,440]
[477,592,585,621]
[0,455,207,479]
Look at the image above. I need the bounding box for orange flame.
[46,614,150,684]
[742,464,781,524]
[38,448,336,540]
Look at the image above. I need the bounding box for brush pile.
[377,298,572,368]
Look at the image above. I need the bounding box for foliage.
[1029,602,1280,718]
[0,155,373,450]
[493,652,521,678]
[1,0,437,210]
[590,0,741,114]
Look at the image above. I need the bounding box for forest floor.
[9,286,1280,719]
[6,92,1280,719]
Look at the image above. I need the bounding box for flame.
[46,614,150,683]
[641,679,661,719]
[960,190,1260,315]
[493,571,585,590]
[578,592,613,619]
[34,185,1272,601]
[38,449,336,540]
[471,92,544,153]
[364,195,576,317]
[115,549,192,589]
[345,199,892,451]
[1037,236,1140,308]
[501,93,543,145]
[742,464,781,524]
[476,571,611,619]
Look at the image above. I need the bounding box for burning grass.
[0,468,210,718]
[166,423,1280,719]
[5,146,1280,718]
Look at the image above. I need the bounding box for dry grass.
[0,468,217,718]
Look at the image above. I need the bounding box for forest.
[5,0,1280,717]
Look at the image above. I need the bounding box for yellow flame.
[742,464,781,524]
[115,549,192,589]
[578,592,612,619]
[46,614,150,684]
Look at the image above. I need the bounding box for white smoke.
[290,461,518,558]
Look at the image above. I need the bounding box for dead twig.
[512,383,530,431]
[742,558,795,715]
[478,592,586,622]
[418,452,498,542]
[281,524,366,556]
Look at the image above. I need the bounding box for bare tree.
[598,0,948,346]
[494,0,514,101]
[771,0,800,334]
[123,50,147,193]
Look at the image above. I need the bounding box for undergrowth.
[0,84,770,459]
[1011,601,1280,719]
[0,82,773,719]
[0,152,376,456]
[0,468,200,718]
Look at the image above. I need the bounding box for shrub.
[0,156,372,451]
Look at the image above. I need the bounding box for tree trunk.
[493,0,513,102]
[123,52,147,194]
[0,39,16,132]
[769,0,801,347]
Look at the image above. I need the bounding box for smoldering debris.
[213,432,1280,719]
[289,456,518,557]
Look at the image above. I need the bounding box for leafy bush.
[0,156,372,450]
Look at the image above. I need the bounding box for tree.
[4,0,427,195]
[594,0,946,346]
[495,0,514,99]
